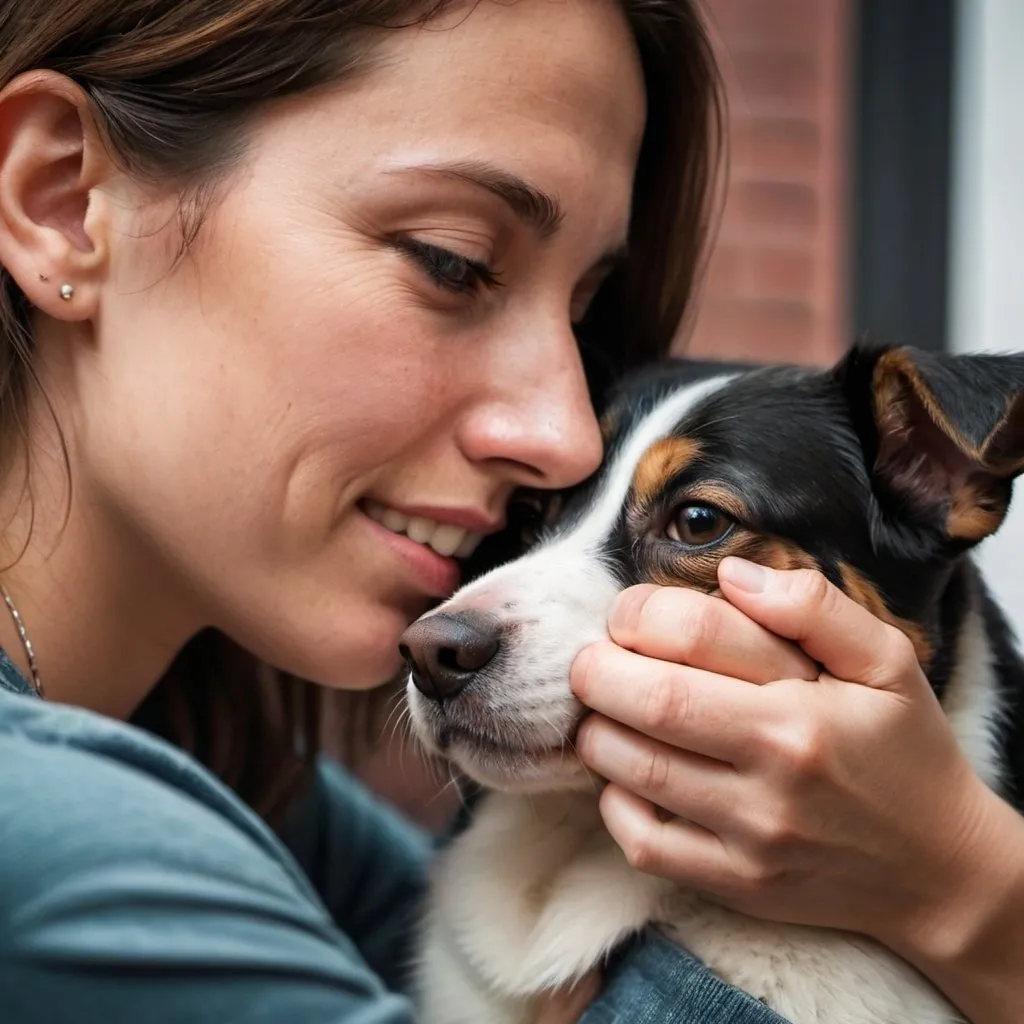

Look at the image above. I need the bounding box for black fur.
[549,344,1024,806]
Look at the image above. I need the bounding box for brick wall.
[677,0,853,366]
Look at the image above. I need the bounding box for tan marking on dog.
[646,528,819,591]
[599,409,621,444]
[630,437,702,509]
[678,483,748,523]
[839,562,933,667]
[946,480,1007,542]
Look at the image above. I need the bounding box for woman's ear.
[0,70,116,323]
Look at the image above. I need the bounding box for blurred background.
[355,0,1024,820]
[676,0,1023,628]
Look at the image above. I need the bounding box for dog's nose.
[399,611,502,701]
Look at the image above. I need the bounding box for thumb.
[716,557,926,691]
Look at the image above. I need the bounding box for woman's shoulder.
[0,682,322,916]
[0,684,418,1023]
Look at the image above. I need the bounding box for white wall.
[949,0,1024,627]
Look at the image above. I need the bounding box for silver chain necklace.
[0,583,44,697]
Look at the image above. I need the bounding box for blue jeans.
[582,930,791,1024]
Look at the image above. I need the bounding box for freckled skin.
[18,0,646,692]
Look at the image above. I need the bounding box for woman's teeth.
[362,500,484,559]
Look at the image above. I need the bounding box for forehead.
[406,0,646,136]
[346,0,647,211]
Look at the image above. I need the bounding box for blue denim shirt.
[0,649,786,1023]
[582,930,788,1024]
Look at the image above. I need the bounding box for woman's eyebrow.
[386,160,565,238]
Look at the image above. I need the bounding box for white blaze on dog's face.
[402,376,732,792]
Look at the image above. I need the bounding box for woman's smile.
[357,498,497,598]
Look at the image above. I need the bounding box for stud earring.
[59,284,74,302]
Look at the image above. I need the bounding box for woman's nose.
[458,343,604,489]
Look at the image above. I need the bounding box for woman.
[0,2,1019,1023]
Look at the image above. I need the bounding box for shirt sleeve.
[279,756,434,994]
[0,730,417,1024]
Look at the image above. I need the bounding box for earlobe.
[0,71,112,323]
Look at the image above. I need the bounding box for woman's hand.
[571,558,1024,1023]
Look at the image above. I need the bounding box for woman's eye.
[665,504,734,547]
[395,237,502,295]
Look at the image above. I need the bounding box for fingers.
[598,784,745,892]
[533,971,602,1024]
[717,559,924,691]
[609,584,818,684]
[576,716,741,830]
[571,641,770,764]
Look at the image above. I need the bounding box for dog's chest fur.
[420,793,961,1024]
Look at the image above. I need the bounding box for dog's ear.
[841,345,1024,547]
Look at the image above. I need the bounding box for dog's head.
[402,345,1024,792]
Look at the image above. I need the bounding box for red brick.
[730,116,821,180]
[741,247,817,300]
[727,180,818,236]
[704,244,745,296]
[725,49,820,118]
[708,0,824,50]
[679,0,850,367]
[680,298,820,365]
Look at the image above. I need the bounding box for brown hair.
[0,0,723,825]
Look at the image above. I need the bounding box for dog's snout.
[400,611,502,701]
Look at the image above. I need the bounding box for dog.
[401,344,1024,1024]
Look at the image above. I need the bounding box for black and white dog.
[402,345,1024,1024]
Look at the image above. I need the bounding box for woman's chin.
[233,604,415,691]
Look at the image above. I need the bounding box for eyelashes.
[390,235,609,329]
[392,237,504,295]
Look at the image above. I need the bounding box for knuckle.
[638,668,690,734]
[737,856,784,889]
[790,568,835,615]
[765,720,829,778]
[670,601,719,662]
[631,745,673,795]
[747,808,803,856]
[621,826,661,874]
[886,627,921,677]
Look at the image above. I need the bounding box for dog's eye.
[666,504,734,547]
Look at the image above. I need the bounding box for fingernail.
[719,557,767,594]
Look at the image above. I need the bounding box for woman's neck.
[0,441,203,719]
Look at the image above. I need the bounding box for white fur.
[409,379,1002,1024]
[420,791,966,1024]
[942,601,1005,791]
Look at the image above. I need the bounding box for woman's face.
[73,0,646,688]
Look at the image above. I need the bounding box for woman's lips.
[358,504,462,597]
